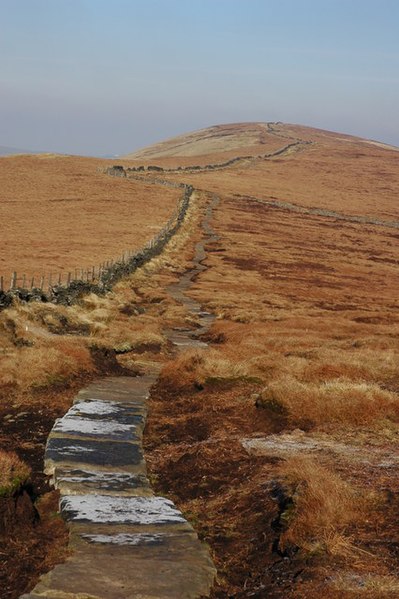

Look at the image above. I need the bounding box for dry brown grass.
[137,124,399,596]
[0,185,204,399]
[0,450,30,495]
[153,122,399,219]
[277,456,358,556]
[258,378,399,428]
[0,153,180,280]
[330,572,399,597]
[123,122,285,165]
[160,347,252,391]
[2,122,399,597]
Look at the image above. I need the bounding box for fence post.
[0,276,3,292]
[22,274,26,289]
[40,276,44,290]
[30,276,35,289]
[67,272,71,286]
[11,272,17,289]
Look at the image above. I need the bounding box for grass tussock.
[0,338,94,391]
[160,347,251,391]
[257,377,399,427]
[0,190,204,398]
[277,456,358,556]
[331,572,399,597]
[0,450,31,496]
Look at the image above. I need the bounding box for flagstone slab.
[52,415,139,442]
[60,495,187,525]
[22,533,216,598]
[69,519,196,540]
[165,330,208,348]
[71,397,147,416]
[46,437,143,469]
[53,467,152,496]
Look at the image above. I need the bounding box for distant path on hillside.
[21,194,220,599]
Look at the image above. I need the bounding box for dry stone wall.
[0,184,194,311]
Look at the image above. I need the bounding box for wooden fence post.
[11,272,17,289]
[30,276,35,289]
[22,274,26,289]
[0,276,3,292]
[40,276,44,290]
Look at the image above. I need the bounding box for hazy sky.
[1,0,399,155]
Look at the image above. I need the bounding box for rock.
[105,165,126,177]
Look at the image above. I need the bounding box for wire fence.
[0,183,193,303]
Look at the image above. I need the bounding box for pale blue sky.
[1,0,399,155]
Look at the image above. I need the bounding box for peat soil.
[0,387,73,599]
[144,374,399,598]
[0,355,132,599]
[142,200,399,597]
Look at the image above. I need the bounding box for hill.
[0,154,180,285]
[122,121,399,219]
[123,120,399,166]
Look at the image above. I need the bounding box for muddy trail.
[166,193,220,342]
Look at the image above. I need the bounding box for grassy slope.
[134,122,399,598]
[0,154,179,280]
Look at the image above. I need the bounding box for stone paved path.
[21,195,219,599]
[21,376,215,599]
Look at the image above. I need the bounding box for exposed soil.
[0,489,68,599]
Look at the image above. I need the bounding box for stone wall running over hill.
[113,140,311,176]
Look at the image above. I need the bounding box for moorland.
[1,122,399,598]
